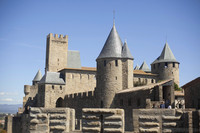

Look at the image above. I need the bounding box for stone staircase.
[49,114,68,132]
[139,115,160,133]
[162,110,183,133]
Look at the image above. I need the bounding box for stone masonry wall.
[28,107,75,133]
[132,109,199,133]
[82,108,124,133]
[63,70,96,94]
[152,62,179,86]
[96,59,123,108]
[122,59,133,89]
[37,84,66,108]
[45,33,68,72]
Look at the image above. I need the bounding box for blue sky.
[0,0,199,104]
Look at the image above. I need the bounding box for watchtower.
[45,33,68,72]
[151,42,179,86]
[96,24,133,108]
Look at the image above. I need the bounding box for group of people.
[160,101,172,109]
[152,100,172,109]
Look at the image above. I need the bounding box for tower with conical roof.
[32,70,42,85]
[96,24,134,108]
[139,61,151,73]
[151,42,179,85]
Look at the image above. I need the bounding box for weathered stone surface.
[50,125,65,130]
[30,108,41,114]
[50,114,66,119]
[163,122,177,127]
[139,122,159,127]
[82,108,124,133]
[37,114,48,118]
[30,119,39,124]
[139,127,159,133]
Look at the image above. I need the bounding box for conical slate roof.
[140,61,151,72]
[152,42,179,64]
[122,41,133,59]
[97,24,123,59]
[134,64,139,70]
[33,70,42,82]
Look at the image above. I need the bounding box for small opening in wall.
[128,98,132,106]
[104,60,106,67]
[158,63,160,68]
[116,76,117,80]
[151,79,154,83]
[173,62,175,67]
[52,85,54,89]
[120,99,123,106]
[137,98,140,107]
[115,60,118,66]
[60,86,62,90]
[165,62,168,68]
[101,101,103,108]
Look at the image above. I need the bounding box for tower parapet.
[45,33,68,72]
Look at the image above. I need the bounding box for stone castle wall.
[61,70,96,94]
[28,108,75,133]
[37,84,66,108]
[82,108,124,133]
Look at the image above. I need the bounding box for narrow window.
[120,99,123,106]
[52,85,54,89]
[151,79,154,83]
[115,60,118,66]
[104,60,106,67]
[139,78,141,82]
[158,63,160,67]
[137,98,140,107]
[165,63,168,68]
[115,76,117,80]
[60,86,62,90]
[128,98,132,106]
[101,101,104,108]
[173,62,175,67]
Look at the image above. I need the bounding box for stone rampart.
[29,107,75,133]
[132,109,199,133]
[82,108,124,133]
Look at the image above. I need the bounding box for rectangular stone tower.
[45,33,68,72]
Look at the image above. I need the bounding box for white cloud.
[1,98,14,102]
[0,92,6,95]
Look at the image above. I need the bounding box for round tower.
[96,24,134,108]
[151,42,179,86]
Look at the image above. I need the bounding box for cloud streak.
[0,98,14,102]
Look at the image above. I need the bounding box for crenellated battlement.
[47,33,68,40]
[65,91,95,99]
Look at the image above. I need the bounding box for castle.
[5,23,200,133]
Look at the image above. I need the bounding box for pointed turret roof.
[134,64,139,70]
[122,40,133,59]
[97,24,123,60]
[152,42,179,64]
[139,61,151,72]
[33,70,42,82]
